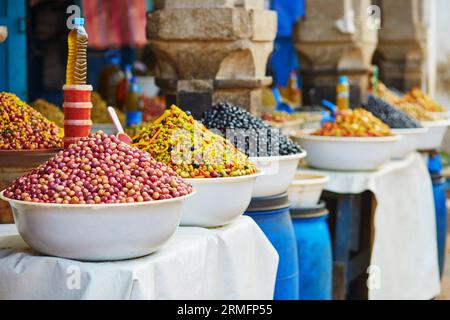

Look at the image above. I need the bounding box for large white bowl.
[288,172,330,208]
[249,152,307,198]
[417,120,450,151]
[182,172,260,228]
[292,131,401,171]
[390,128,429,159]
[0,191,194,261]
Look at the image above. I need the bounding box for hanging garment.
[269,0,305,87]
[82,0,148,49]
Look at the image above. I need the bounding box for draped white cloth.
[0,216,278,300]
[302,153,441,300]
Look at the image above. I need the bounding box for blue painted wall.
[0,0,27,100]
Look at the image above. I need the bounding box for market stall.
[1,1,450,303]
[301,153,440,300]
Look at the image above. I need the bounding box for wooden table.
[0,26,7,43]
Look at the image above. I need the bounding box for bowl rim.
[185,170,263,184]
[290,173,331,186]
[0,149,62,156]
[248,150,307,162]
[0,189,196,209]
[292,131,401,143]
[421,119,450,128]
[390,127,429,135]
[430,111,450,117]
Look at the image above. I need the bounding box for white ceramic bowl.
[182,172,260,228]
[288,172,330,208]
[430,111,450,119]
[291,131,401,171]
[417,120,450,151]
[0,191,194,261]
[249,152,307,198]
[390,128,429,159]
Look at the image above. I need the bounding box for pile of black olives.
[201,102,303,157]
[362,96,422,129]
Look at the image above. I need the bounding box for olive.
[201,102,303,157]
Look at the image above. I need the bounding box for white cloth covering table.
[302,153,440,300]
[0,216,278,300]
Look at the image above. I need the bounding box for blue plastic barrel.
[432,174,447,277]
[291,202,332,300]
[245,193,299,300]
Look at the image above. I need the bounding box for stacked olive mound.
[363,96,422,129]
[132,105,256,179]
[313,108,393,137]
[0,93,63,150]
[31,99,64,128]
[4,131,193,204]
[201,102,303,157]
[376,82,440,121]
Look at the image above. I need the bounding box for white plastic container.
[136,76,159,97]
[288,173,330,208]
[0,191,194,261]
[417,120,450,151]
[182,172,260,228]
[292,131,400,171]
[249,152,307,198]
[390,128,428,159]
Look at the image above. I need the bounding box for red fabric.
[82,0,148,49]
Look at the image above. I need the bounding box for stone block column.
[294,0,378,107]
[147,0,277,117]
[375,0,428,91]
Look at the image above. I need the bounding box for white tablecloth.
[303,153,441,300]
[0,217,278,300]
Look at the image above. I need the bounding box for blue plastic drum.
[291,202,332,300]
[245,193,299,300]
[432,174,447,277]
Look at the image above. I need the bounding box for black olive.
[362,96,422,129]
[200,102,303,157]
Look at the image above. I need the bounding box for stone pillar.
[375,0,427,91]
[294,0,378,107]
[147,0,277,117]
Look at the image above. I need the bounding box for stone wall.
[147,0,276,117]
[374,0,428,91]
[293,0,378,107]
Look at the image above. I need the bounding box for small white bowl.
[0,191,195,261]
[288,172,330,208]
[292,131,401,171]
[390,128,429,159]
[182,172,261,228]
[249,152,307,198]
[418,120,450,151]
